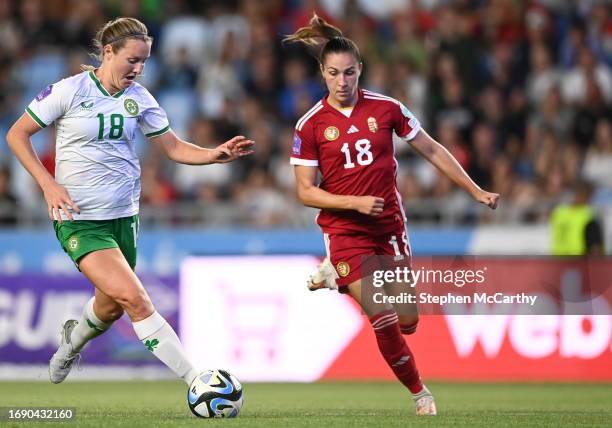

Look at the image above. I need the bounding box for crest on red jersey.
[336,262,350,277]
[367,117,378,133]
[324,126,340,141]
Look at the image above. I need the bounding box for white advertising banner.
[179,256,363,382]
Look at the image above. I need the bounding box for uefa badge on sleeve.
[36,84,53,101]
[292,133,302,155]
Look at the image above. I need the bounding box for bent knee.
[398,314,419,335]
[114,291,153,317]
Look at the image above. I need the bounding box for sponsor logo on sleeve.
[292,133,302,155]
[36,84,53,101]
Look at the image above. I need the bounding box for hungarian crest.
[324,126,340,141]
[336,261,350,277]
[367,117,378,133]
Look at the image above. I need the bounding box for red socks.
[400,322,418,335]
[370,310,423,394]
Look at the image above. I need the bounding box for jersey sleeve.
[289,122,319,167]
[26,79,71,128]
[138,87,171,138]
[393,102,421,141]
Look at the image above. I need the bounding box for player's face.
[104,39,151,90]
[321,52,362,107]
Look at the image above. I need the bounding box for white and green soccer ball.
[187,369,244,418]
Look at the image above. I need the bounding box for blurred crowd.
[1,0,612,227]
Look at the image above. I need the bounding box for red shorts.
[324,225,412,291]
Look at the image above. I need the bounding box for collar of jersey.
[323,88,362,117]
[88,70,126,98]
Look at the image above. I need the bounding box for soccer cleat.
[414,385,437,416]
[49,320,81,384]
[307,257,338,291]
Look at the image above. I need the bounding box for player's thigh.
[79,247,153,319]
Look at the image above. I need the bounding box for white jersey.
[26,70,170,220]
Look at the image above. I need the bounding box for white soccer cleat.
[49,319,81,384]
[414,385,437,416]
[307,257,338,291]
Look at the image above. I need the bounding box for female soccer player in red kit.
[286,15,499,416]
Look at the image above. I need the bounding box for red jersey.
[290,89,421,236]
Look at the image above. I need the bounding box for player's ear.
[103,44,113,61]
[319,62,325,76]
[357,61,363,75]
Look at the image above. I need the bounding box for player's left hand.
[211,136,255,163]
[475,189,500,209]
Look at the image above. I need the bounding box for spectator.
[1,1,612,227]
[551,180,605,255]
[582,119,612,188]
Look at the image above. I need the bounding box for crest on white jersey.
[124,98,139,116]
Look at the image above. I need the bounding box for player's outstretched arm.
[294,165,384,215]
[6,113,80,222]
[151,130,254,165]
[408,129,499,209]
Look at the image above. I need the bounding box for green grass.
[0,381,610,427]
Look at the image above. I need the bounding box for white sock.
[412,385,431,401]
[70,297,112,353]
[132,311,199,385]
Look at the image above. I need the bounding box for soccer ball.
[187,369,244,418]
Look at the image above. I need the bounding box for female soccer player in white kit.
[6,17,254,385]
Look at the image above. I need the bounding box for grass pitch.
[0,381,610,427]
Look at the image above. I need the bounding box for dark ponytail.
[283,14,361,64]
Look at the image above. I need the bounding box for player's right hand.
[42,179,80,222]
[212,136,255,163]
[354,196,384,216]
